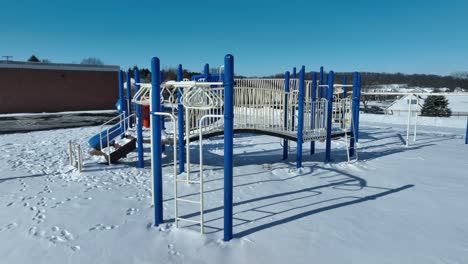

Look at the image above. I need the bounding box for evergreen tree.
[27,55,40,62]
[420,95,452,117]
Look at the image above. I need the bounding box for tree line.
[269,71,468,91]
[21,55,468,90]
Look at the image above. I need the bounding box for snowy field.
[0,115,467,264]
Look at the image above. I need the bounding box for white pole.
[185,107,190,182]
[149,91,155,206]
[77,144,82,172]
[68,141,73,166]
[413,96,419,142]
[199,125,204,234]
[406,94,412,147]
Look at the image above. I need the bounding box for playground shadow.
[233,183,414,238]
[0,173,46,183]
[174,163,414,238]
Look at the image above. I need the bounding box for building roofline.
[0,60,119,72]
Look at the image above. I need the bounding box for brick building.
[0,61,119,114]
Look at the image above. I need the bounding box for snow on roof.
[386,94,468,112]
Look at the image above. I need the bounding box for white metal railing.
[98,112,136,165]
[132,83,151,105]
[174,78,346,142]
[68,141,83,172]
[333,97,352,130]
[135,78,352,145]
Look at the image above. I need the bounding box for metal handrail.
[98,112,136,165]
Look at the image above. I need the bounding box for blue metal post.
[223,54,234,242]
[319,66,324,99]
[204,63,210,81]
[177,64,185,173]
[118,70,126,135]
[310,72,317,155]
[291,67,297,129]
[319,67,326,129]
[134,68,144,168]
[349,72,359,157]
[126,71,133,128]
[325,71,334,162]
[296,66,305,168]
[465,117,468,144]
[283,71,290,160]
[151,57,163,226]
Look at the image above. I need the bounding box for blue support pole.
[151,57,163,226]
[223,54,234,242]
[134,68,144,168]
[349,72,359,157]
[319,66,324,99]
[283,71,290,160]
[325,71,334,162]
[126,71,133,128]
[291,67,297,129]
[118,70,126,135]
[465,117,468,144]
[319,67,326,129]
[296,66,305,168]
[204,63,210,81]
[177,64,185,173]
[310,72,317,155]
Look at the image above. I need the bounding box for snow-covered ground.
[0,115,467,264]
[362,113,468,129]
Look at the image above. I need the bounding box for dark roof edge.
[0,61,119,72]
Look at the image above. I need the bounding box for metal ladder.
[173,115,223,234]
[174,171,205,234]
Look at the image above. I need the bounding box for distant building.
[0,61,119,114]
[385,94,468,116]
[454,87,467,93]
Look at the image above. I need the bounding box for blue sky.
[1,0,467,76]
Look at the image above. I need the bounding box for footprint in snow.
[71,245,81,251]
[29,226,46,238]
[61,229,74,241]
[126,208,138,215]
[0,222,18,232]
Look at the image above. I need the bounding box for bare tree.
[451,71,468,79]
[81,57,104,65]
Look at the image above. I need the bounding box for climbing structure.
[126,55,362,241]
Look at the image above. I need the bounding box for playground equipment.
[86,54,468,241]
[87,71,137,164]
[68,140,83,172]
[122,54,362,241]
[85,54,361,240]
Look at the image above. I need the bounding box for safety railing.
[68,140,83,172]
[98,112,136,165]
